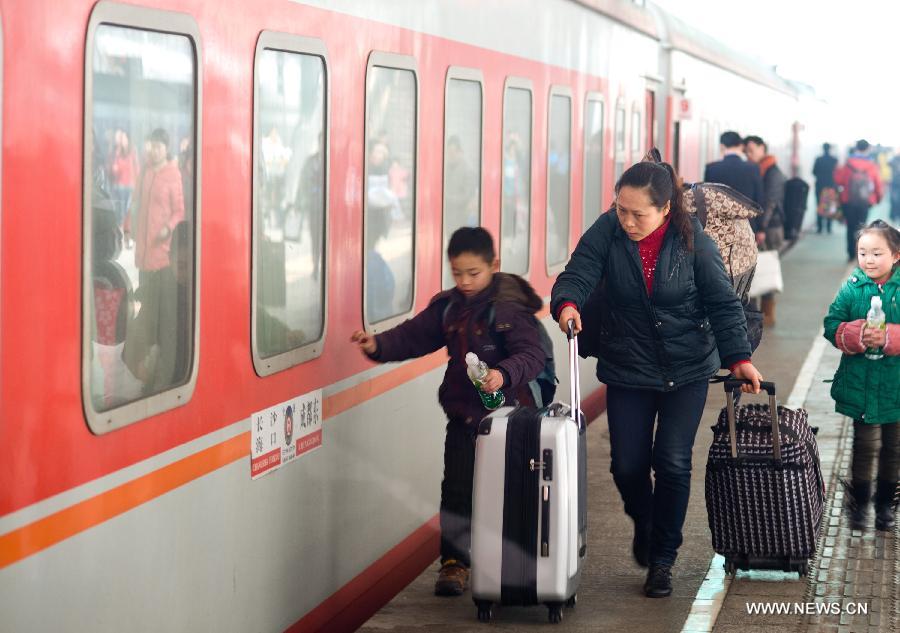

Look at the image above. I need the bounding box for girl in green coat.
[824,220,900,531]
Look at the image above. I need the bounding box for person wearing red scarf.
[745,135,786,326]
[552,161,763,599]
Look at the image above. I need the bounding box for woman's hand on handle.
[731,362,763,394]
[558,306,582,335]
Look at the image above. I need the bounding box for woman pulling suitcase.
[550,160,762,597]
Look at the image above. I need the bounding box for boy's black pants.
[440,418,477,567]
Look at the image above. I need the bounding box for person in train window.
[744,135,786,327]
[824,219,900,532]
[123,221,192,395]
[703,130,764,207]
[551,161,763,598]
[443,135,478,227]
[351,227,547,597]
[108,128,140,234]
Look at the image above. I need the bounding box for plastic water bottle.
[465,352,506,410]
[865,296,886,360]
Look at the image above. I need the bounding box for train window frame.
[613,99,626,183]
[362,51,418,334]
[499,76,533,278]
[699,119,709,179]
[545,85,572,277]
[441,66,484,290]
[630,104,642,163]
[582,92,605,230]
[82,1,202,434]
[251,32,330,377]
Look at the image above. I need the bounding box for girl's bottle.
[865,296,886,360]
[465,352,506,410]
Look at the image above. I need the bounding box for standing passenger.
[888,150,900,222]
[744,135,786,326]
[824,220,900,531]
[834,140,884,262]
[551,161,763,598]
[703,130,764,206]
[351,227,547,597]
[813,143,838,234]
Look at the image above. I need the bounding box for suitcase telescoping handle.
[723,379,781,463]
[566,320,582,429]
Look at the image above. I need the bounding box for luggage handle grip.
[566,320,583,431]
[723,378,775,395]
[724,379,781,463]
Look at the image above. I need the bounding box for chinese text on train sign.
[250,389,323,479]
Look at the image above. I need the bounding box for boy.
[351,227,547,596]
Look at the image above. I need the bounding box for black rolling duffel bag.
[705,379,824,577]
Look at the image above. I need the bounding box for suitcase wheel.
[797,562,809,577]
[475,600,492,623]
[724,558,737,575]
[565,593,577,608]
[547,603,563,624]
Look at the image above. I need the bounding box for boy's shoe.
[434,560,469,596]
[643,564,673,598]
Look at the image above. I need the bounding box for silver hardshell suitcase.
[470,323,587,624]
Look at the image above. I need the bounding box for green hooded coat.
[823,266,900,424]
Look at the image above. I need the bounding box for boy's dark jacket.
[370,273,545,423]
[551,211,750,390]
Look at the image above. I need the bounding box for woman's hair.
[857,219,900,264]
[615,161,693,250]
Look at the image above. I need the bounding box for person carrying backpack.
[834,139,884,261]
[351,227,552,598]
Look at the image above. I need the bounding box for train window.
[442,68,483,289]
[631,106,642,162]
[614,102,626,182]
[251,34,328,376]
[583,93,604,228]
[699,120,709,177]
[83,4,201,434]
[364,53,417,332]
[546,87,572,273]
[500,78,532,276]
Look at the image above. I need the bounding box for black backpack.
[782,177,810,240]
[442,301,558,407]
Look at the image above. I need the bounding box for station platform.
[358,207,898,633]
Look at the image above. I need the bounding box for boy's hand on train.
[481,369,504,393]
[558,306,582,335]
[862,326,886,348]
[732,362,763,393]
[350,330,377,355]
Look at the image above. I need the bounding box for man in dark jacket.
[812,143,838,233]
[352,227,546,598]
[704,130,764,205]
[744,135,786,326]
